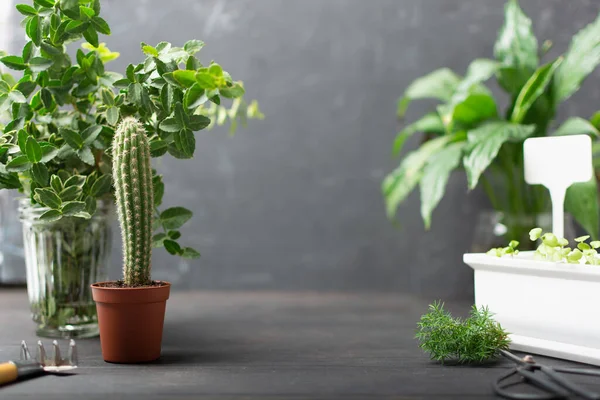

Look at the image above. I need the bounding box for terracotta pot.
[91,281,171,363]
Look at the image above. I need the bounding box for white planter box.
[463,251,600,366]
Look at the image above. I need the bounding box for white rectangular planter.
[464,251,600,366]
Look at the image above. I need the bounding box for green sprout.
[529,228,542,241]
[487,239,519,257]
[488,227,600,265]
[416,301,510,364]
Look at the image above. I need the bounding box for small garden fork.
[0,340,77,385]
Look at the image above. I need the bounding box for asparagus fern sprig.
[416,301,510,364]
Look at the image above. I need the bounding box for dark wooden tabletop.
[0,289,598,399]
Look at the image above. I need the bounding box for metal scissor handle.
[493,350,600,400]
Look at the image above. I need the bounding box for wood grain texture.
[0,288,599,399]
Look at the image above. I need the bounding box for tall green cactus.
[112,117,154,286]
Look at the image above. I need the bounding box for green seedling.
[488,227,600,265]
[487,239,520,257]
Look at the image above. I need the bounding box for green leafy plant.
[383,0,600,244]
[0,0,262,329]
[0,0,262,256]
[489,227,600,265]
[416,301,510,364]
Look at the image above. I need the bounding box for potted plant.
[91,117,166,363]
[0,0,262,338]
[464,133,600,366]
[382,0,600,248]
[464,228,600,366]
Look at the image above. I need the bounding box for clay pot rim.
[91,281,171,304]
[91,280,171,291]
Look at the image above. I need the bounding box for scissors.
[493,350,600,399]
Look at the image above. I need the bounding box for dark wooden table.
[1,289,598,399]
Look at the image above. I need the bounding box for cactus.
[112,117,154,286]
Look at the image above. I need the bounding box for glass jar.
[471,210,575,253]
[19,198,113,338]
[0,192,25,284]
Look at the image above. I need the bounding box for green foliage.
[486,239,520,257]
[384,0,600,240]
[489,227,600,265]
[0,0,262,264]
[416,302,511,364]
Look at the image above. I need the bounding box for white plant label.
[524,134,593,239]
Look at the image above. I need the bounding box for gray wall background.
[3,0,600,298]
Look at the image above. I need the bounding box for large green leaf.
[90,174,112,196]
[494,0,538,95]
[160,206,193,229]
[106,106,119,125]
[26,16,41,46]
[397,68,460,118]
[554,12,600,103]
[29,57,52,72]
[436,60,499,129]
[181,247,201,259]
[173,70,197,88]
[163,239,182,255]
[39,209,62,222]
[382,135,453,219]
[220,82,245,99]
[16,4,38,16]
[456,59,499,93]
[497,66,531,96]
[554,117,600,137]
[565,179,599,239]
[184,83,205,109]
[184,39,205,54]
[463,122,535,189]
[593,142,600,169]
[419,142,465,229]
[61,128,83,149]
[590,111,600,130]
[91,17,110,35]
[25,136,42,163]
[0,56,27,71]
[437,90,497,129]
[31,163,49,186]
[173,128,195,158]
[82,125,103,145]
[153,175,164,206]
[5,155,31,172]
[61,201,86,216]
[34,188,61,209]
[40,144,59,163]
[511,58,562,123]
[59,186,82,202]
[77,147,95,165]
[188,115,210,131]
[392,113,444,156]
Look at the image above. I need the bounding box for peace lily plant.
[383,0,600,245]
[0,0,262,338]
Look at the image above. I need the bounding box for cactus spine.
[113,117,154,286]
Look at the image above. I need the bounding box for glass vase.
[0,192,25,284]
[19,198,112,338]
[471,211,575,253]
